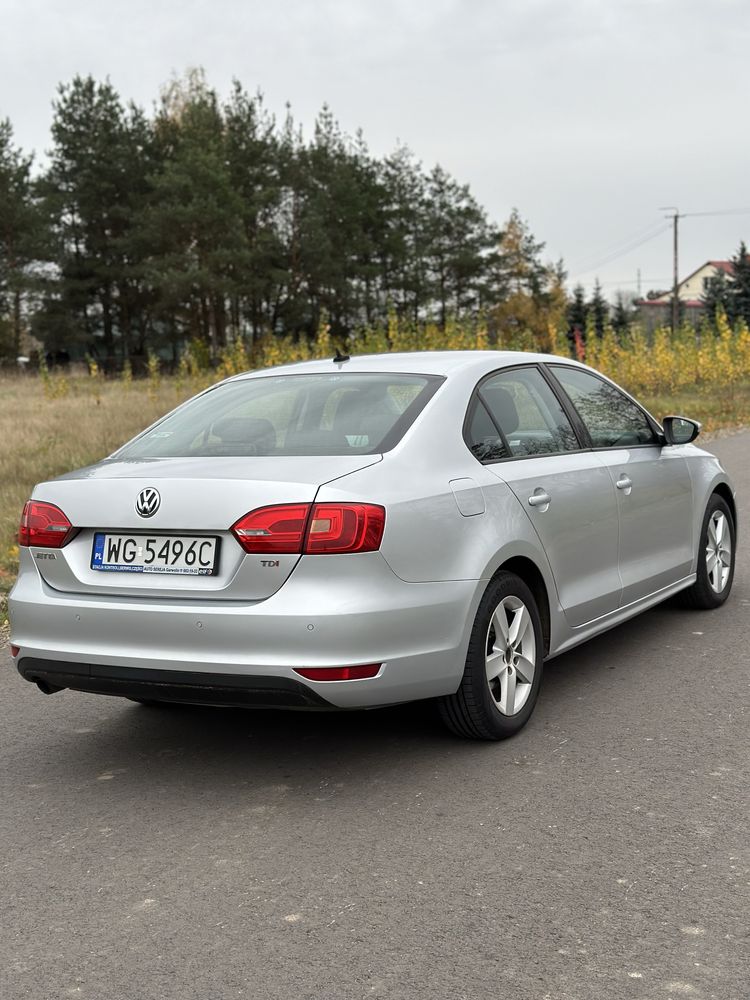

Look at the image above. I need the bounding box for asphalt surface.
[1,433,748,1000]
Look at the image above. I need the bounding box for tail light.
[19,501,74,548]
[231,504,309,554]
[231,503,385,554]
[306,503,385,554]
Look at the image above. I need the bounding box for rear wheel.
[439,572,544,740]
[679,494,735,609]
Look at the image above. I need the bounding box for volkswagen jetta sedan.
[9,351,737,740]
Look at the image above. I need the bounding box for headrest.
[481,385,519,435]
[212,417,275,443]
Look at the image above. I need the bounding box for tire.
[439,571,544,741]
[679,494,736,610]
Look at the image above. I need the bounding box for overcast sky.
[2,0,748,299]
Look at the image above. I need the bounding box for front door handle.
[528,491,551,508]
[616,475,633,493]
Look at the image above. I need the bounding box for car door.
[466,365,622,627]
[546,364,694,606]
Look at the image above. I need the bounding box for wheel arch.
[495,555,551,657]
[711,481,737,535]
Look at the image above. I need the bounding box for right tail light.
[231,503,385,555]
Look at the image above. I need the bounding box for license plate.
[91,533,219,575]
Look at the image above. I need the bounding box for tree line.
[3,72,748,370]
[0,71,568,367]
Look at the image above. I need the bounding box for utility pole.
[659,206,680,333]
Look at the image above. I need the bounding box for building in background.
[635,260,735,332]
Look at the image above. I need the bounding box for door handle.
[528,491,551,508]
[616,476,633,492]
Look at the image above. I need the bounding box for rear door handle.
[616,476,633,492]
[528,491,551,507]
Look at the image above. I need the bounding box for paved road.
[1,434,748,1000]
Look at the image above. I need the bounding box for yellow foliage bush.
[175,311,750,410]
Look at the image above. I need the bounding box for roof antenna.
[333,350,350,363]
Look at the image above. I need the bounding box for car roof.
[230,350,585,381]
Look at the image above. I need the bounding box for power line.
[570,219,670,273]
[570,222,671,279]
[570,205,749,282]
[594,277,669,287]
[681,207,750,218]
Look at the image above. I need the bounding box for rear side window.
[468,367,580,460]
[550,366,658,448]
[467,400,508,462]
[116,373,443,459]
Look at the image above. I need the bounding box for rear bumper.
[9,551,481,709]
[17,658,333,708]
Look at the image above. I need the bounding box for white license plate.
[91,533,219,575]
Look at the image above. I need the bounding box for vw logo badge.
[135,487,161,518]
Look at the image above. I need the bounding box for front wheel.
[679,494,736,610]
[439,572,544,740]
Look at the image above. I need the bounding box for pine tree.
[588,279,609,338]
[701,269,730,322]
[727,241,750,327]
[38,76,154,363]
[0,120,42,360]
[422,165,500,329]
[379,145,430,324]
[611,292,634,335]
[567,284,588,339]
[136,71,246,357]
[222,84,283,341]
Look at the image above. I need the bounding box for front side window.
[550,366,658,448]
[116,373,442,459]
[467,366,580,460]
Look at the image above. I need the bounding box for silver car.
[9,351,737,740]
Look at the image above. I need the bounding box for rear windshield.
[116,372,443,459]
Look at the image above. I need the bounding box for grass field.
[1,368,749,613]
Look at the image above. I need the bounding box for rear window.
[116,373,443,459]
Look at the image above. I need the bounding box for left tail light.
[19,501,74,548]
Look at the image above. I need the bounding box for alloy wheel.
[485,596,536,716]
[706,511,732,594]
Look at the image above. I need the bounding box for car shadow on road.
[27,590,733,802]
[20,554,745,806]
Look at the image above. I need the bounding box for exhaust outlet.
[35,679,64,695]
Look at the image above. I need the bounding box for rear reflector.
[19,501,74,548]
[293,664,382,682]
[231,503,385,554]
[10,645,20,658]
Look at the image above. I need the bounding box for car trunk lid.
[30,455,381,600]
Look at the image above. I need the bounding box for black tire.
[678,494,736,610]
[439,571,544,741]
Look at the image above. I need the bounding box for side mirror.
[662,415,701,445]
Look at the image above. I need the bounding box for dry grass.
[640,381,750,434]
[1,370,748,614]
[0,373,200,604]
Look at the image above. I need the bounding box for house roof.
[707,260,734,275]
[635,298,704,308]
[637,256,747,308]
